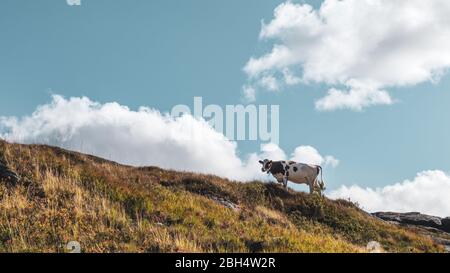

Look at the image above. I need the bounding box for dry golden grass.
[0,140,445,253]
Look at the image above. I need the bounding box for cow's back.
[287,162,318,184]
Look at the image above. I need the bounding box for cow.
[259,159,325,195]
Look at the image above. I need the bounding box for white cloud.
[282,68,302,86]
[242,85,256,102]
[260,142,287,161]
[259,75,280,92]
[328,170,450,217]
[244,45,293,77]
[66,0,81,6]
[323,156,339,168]
[315,80,393,111]
[244,0,450,110]
[257,144,339,168]
[0,95,337,182]
[290,145,339,167]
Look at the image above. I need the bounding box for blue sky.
[1,0,450,213]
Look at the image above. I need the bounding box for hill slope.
[0,140,446,253]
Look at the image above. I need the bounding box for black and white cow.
[259,159,325,194]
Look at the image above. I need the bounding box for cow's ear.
[258,160,264,164]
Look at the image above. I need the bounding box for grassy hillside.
[0,140,445,253]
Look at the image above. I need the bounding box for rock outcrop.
[0,161,20,186]
[442,217,450,232]
[208,195,239,211]
[373,212,450,233]
[373,212,450,252]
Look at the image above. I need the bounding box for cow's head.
[259,159,272,173]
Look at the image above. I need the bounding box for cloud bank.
[328,170,450,217]
[244,0,450,110]
[2,95,448,216]
[0,95,337,182]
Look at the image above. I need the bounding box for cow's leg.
[315,178,323,196]
[306,177,314,194]
[282,177,288,189]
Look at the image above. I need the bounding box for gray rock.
[400,212,442,228]
[372,212,403,222]
[441,217,450,233]
[373,211,444,231]
[432,237,450,253]
[208,195,239,211]
[0,161,20,186]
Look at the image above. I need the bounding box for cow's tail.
[317,166,325,193]
[316,165,323,183]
